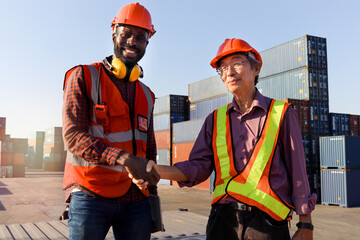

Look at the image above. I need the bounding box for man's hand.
[129,160,158,190]
[117,153,160,186]
[292,228,313,240]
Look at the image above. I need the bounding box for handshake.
[117,152,160,189]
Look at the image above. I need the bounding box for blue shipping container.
[320,135,360,168]
[329,113,350,136]
[309,101,329,135]
[321,168,360,207]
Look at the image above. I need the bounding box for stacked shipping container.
[172,118,212,190]
[12,138,28,177]
[43,127,65,171]
[188,75,232,120]
[256,35,330,200]
[0,117,5,141]
[27,131,45,169]
[320,136,360,207]
[0,135,13,177]
[153,95,189,185]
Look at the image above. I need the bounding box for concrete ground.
[0,169,360,240]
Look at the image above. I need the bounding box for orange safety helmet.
[111,2,156,38]
[210,38,262,69]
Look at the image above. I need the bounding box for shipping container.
[44,153,64,162]
[0,140,13,153]
[154,113,187,131]
[320,135,360,168]
[349,115,359,136]
[172,142,211,191]
[190,94,231,120]
[154,95,189,116]
[172,142,195,164]
[43,161,64,172]
[45,127,62,136]
[156,149,170,166]
[12,164,25,177]
[0,166,13,178]
[282,99,310,134]
[0,129,5,141]
[173,119,205,144]
[12,138,28,154]
[258,67,328,102]
[309,101,329,135]
[310,135,320,169]
[0,117,6,129]
[44,144,64,154]
[302,134,311,168]
[44,135,64,145]
[188,75,228,103]
[330,113,350,136]
[309,168,321,203]
[155,130,171,149]
[0,152,13,166]
[259,35,327,78]
[13,153,25,165]
[30,131,45,140]
[321,168,360,207]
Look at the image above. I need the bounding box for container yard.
[1,33,360,239]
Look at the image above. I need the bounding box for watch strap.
[296,222,314,230]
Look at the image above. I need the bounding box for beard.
[114,43,145,67]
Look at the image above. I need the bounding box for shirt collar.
[228,88,268,114]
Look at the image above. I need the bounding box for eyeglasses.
[216,61,249,75]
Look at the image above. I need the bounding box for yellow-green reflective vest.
[212,99,294,221]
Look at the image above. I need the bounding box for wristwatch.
[296,222,314,230]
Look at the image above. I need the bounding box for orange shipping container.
[13,153,26,165]
[13,164,25,177]
[44,161,65,172]
[0,152,13,166]
[172,142,211,191]
[0,129,5,141]
[155,130,171,149]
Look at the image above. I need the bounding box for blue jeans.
[68,191,152,240]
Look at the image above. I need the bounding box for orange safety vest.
[212,100,294,221]
[63,63,154,198]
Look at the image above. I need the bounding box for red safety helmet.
[111,2,156,38]
[210,38,262,69]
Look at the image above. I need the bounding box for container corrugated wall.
[259,35,327,78]
[330,113,350,136]
[190,95,230,120]
[0,117,6,141]
[321,168,360,207]
[349,115,360,136]
[188,75,227,102]
[320,136,360,168]
[173,119,205,144]
[258,68,328,102]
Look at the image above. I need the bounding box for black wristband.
[296,222,314,230]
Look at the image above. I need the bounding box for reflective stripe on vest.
[212,100,293,221]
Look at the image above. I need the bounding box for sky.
[0,0,359,138]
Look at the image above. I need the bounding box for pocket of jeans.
[71,191,93,200]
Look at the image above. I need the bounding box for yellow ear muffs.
[110,58,142,82]
[129,65,141,82]
[111,58,127,79]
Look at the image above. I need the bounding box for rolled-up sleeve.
[174,114,215,187]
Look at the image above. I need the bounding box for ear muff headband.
[111,58,141,82]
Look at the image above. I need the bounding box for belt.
[215,202,253,212]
